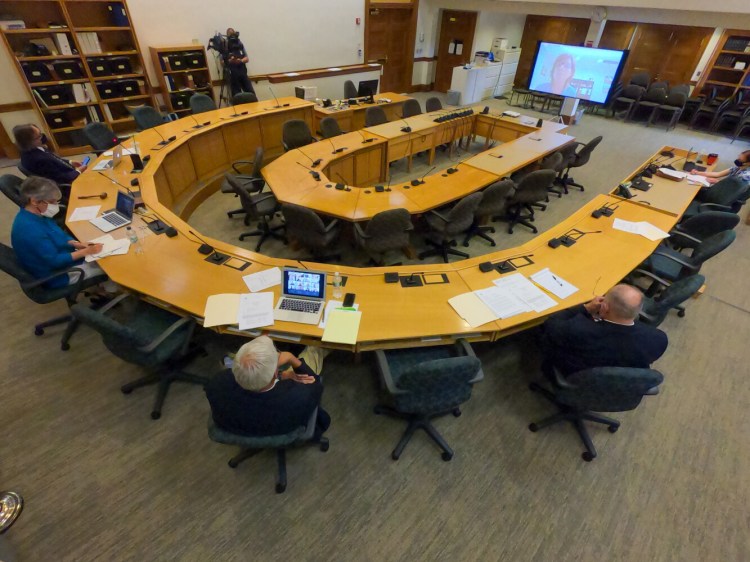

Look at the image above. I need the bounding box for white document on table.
[84,234,130,262]
[448,292,497,328]
[102,147,135,156]
[613,218,641,234]
[686,174,710,187]
[319,300,360,329]
[613,219,670,241]
[493,273,557,313]
[474,285,530,319]
[657,168,686,180]
[530,268,579,299]
[69,205,101,222]
[242,267,281,292]
[238,292,275,331]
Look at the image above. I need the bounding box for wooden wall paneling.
[188,128,228,181]
[152,166,173,208]
[354,144,386,186]
[326,154,356,186]
[162,143,197,201]
[433,10,478,92]
[258,107,311,160]
[660,26,713,86]
[598,21,637,51]
[221,119,264,164]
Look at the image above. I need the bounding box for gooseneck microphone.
[298,147,322,168]
[329,138,347,154]
[334,172,350,190]
[398,114,412,133]
[96,171,130,192]
[446,156,470,175]
[150,127,176,149]
[296,161,321,180]
[266,86,290,110]
[188,114,210,129]
[357,130,375,144]
[411,166,435,186]
[188,229,215,255]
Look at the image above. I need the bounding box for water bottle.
[126,226,143,255]
[332,271,343,299]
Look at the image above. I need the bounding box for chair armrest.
[353,222,369,239]
[645,385,660,395]
[374,349,408,395]
[253,192,276,205]
[427,209,450,223]
[630,268,672,290]
[698,203,733,212]
[638,310,657,324]
[454,339,484,383]
[551,365,576,389]
[138,316,195,354]
[669,230,701,246]
[20,266,84,292]
[97,292,132,314]
[231,160,255,174]
[323,218,340,233]
[651,250,698,272]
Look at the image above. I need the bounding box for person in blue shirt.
[11,177,103,289]
[693,149,750,185]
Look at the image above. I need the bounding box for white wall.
[472,11,526,55]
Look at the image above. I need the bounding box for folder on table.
[321,309,361,345]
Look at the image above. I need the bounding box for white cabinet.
[450,63,503,105]
[494,48,521,96]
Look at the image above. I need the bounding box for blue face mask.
[40,133,48,146]
[735,159,746,167]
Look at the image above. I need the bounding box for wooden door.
[516,15,589,89]
[365,5,417,93]
[434,10,478,92]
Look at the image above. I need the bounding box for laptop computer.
[92,144,123,171]
[274,267,327,325]
[89,190,135,233]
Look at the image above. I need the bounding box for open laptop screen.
[115,191,135,219]
[283,269,326,299]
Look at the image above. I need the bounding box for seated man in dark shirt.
[205,336,330,439]
[541,283,668,378]
[13,124,86,194]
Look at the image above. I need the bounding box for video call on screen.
[286,271,323,298]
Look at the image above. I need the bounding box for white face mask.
[41,202,60,218]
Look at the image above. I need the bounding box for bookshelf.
[149,46,215,115]
[0,0,156,156]
[695,29,750,102]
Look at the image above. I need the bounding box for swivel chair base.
[528,382,621,462]
[34,313,77,351]
[238,217,286,252]
[496,204,538,234]
[374,404,461,461]
[419,239,469,262]
[463,222,496,247]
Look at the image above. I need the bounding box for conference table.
[312,92,411,135]
[66,95,702,351]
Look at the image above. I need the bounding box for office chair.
[220,146,266,222]
[319,116,344,139]
[610,84,644,119]
[374,340,483,461]
[418,192,482,262]
[344,80,358,99]
[365,106,388,127]
[690,93,733,130]
[0,242,108,351]
[401,99,422,118]
[529,366,663,461]
[639,273,705,326]
[16,164,32,178]
[207,407,329,494]
[555,136,603,194]
[353,208,414,265]
[630,84,667,122]
[513,151,564,198]
[425,97,443,112]
[628,71,650,88]
[280,203,341,262]
[680,175,749,220]
[648,89,687,131]
[131,105,165,131]
[711,90,748,132]
[82,122,119,155]
[0,174,24,207]
[282,119,316,151]
[730,105,750,143]
[462,179,515,246]
[231,91,257,105]
[669,211,740,251]
[189,93,216,114]
[71,294,208,420]
[501,170,555,234]
[224,174,285,252]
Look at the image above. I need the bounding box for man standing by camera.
[225,28,255,97]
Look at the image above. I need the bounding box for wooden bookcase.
[0,0,156,156]
[149,45,215,115]
[695,29,750,100]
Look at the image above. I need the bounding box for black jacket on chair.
[542,305,668,377]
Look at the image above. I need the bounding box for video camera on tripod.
[207,30,242,62]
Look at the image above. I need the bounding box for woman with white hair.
[205,336,331,438]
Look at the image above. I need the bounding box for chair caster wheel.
[151,411,161,420]
[529,423,539,432]
[320,439,330,452]
[489,227,496,234]
[582,451,595,462]
[275,483,286,494]
[452,408,461,417]
[490,241,496,247]
[228,459,239,469]
[61,342,70,351]
[608,425,619,433]
[463,242,470,247]
[441,452,453,462]
[531,228,538,234]
[35,327,44,336]
[391,451,400,461]
[678,310,686,318]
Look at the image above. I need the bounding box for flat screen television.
[527,41,628,104]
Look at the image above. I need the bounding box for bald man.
[541,284,668,378]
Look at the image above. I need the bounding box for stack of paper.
[686,174,711,187]
[203,293,275,330]
[319,300,360,328]
[242,267,281,292]
[69,205,101,222]
[322,309,361,345]
[530,268,579,299]
[448,292,496,328]
[84,234,130,262]
[472,273,558,321]
[613,219,670,241]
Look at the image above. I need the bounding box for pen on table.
[550,274,564,287]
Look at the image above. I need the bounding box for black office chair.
[712,90,748,133]
[231,92,257,105]
[463,179,515,246]
[529,366,664,461]
[224,173,285,252]
[82,122,119,155]
[610,84,645,119]
[131,105,165,131]
[282,119,316,151]
[690,94,732,130]
[353,208,414,265]
[319,116,344,139]
[281,203,341,262]
[0,242,108,350]
[418,192,482,262]
[71,294,208,420]
[669,211,740,250]
[628,71,650,88]
[207,407,329,494]
[365,106,388,127]
[555,136,603,193]
[0,174,24,207]
[648,89,687,131]
[220,146,266,222]
[401,99,422,118]
[425,97,443,112]
[344,80,358,99]
[630,84,667,122]
[16,164,32,178]
[374,340,483,461]
[730,105,750,143]
[502,170,555,234]
[639,274,705,326]
[681,175,749,220]
[190,93,216,114]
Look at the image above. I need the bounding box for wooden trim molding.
[264,63,382,84]
[409,83,434,93]
[413,56,437,63]
[0,101,33,114]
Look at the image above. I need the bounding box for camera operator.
[225,28,255,96]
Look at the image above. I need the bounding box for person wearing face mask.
[692,149,750,185]
[11,177,105,289]
[13,124,87,194]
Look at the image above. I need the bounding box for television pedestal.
[560,97,580,125]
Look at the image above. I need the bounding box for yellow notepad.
[321,309,362,345]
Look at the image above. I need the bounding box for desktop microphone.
[357,130,375,144]
[446,156,470,175]
[334,172,350,191]
[411,166,435,186]
[296,161,321,180]
[188,229,215,255]
[188,114,210,129]
[267,86,290,109]
[151,127,169,145]
[96,171,129,191]
[398,114,412,133]
[298,147,322,168]
[329,138,347,154]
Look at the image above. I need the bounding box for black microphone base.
[400,275,423,288]
[400,127,412,133]
[198,243,214,255]
[446,168,458,174]
[410,179,425,186]
[205,251,230,265]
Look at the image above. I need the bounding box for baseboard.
[409,83,435,93]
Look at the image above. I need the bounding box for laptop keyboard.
[105,213,127,226]
[279,298,322,314]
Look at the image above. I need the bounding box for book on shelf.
[72,83,86,103]
[87,106,101,123]
[34,37,59,56]
[161,56,172,72]
[102,105,113,121]
[166,75,175,91]
[76,32,102,55]
[32,89,48,108]
[53,33,73,56]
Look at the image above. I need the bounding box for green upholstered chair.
[418,192,483,262]
[281,203,341,262]
[82,122,120,155]
[529,366,664,461]
[189,93,216,114]
[231,91,257,105]
[373,340,483,461]
[639,274,705,325]
[401,98,422,118]
[353,208,413,266]
[207,407,329,494]
[343,80,357,99]
[681,175,749,220]
[224,173,285,252]
[0,242,107,350]
[131,105,165,131]
[669,211,739,251]
[554,136,603,193]
[463,179,515,247]
[365,106,387,127]
[70,294,207,420]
